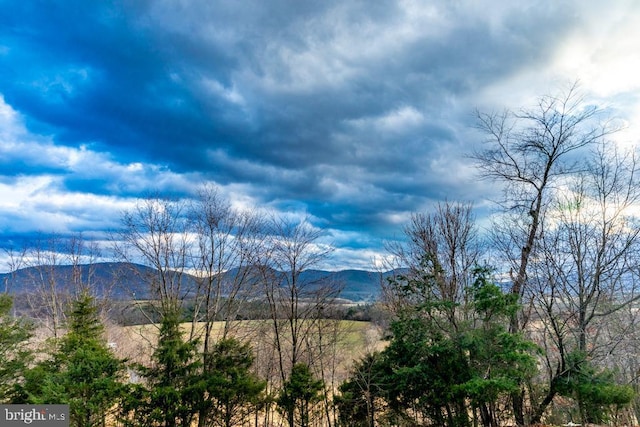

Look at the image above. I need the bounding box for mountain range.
[0,262,399,302]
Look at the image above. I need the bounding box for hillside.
[0,262,400,302]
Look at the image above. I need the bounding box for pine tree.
[335,352,384,427]
[122,308,202,427]
[277,363,324,427]
[18,293,127,427]
[375,266,538,427]
[199,338,266,427]
[0,294,32,402]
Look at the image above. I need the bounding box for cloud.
[1,0,640,269]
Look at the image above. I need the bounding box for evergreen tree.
[380,313,471,426]
[376,267,538,427]
[277,363,324,427]
[121,308,201,427]
[556,351,634,424]
[0,294,32,402]
[198,338,266,427]
[461,268,539,427]
[18,293,127,427]
[335,352,385,427]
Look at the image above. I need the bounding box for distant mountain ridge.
[0,262,401,302]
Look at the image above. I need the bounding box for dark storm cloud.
[0,1,571,166]
[1,0,633,268]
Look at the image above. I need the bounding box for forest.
[2,86,640,426]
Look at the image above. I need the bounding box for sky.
[1,0,640,271]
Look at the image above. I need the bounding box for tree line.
[2,84,640,426]
[1,186,351,426]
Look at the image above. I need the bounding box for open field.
[106,319,385,382]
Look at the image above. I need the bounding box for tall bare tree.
[188,185,264,349]
[115,196,205,427]
[114,196,193,323]
[187,185,268,427]
[473,83,625,425]
[2,246,26,294]
[258,215,339,427]
[18,233,102,338]
[384,201,481,329]
[527,142,640,423]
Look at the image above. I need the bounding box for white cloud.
[0,175,134,233]
[476,2,640,113]
[347,106,424,134]
[0,175,54,210]
[201,77,245,105]
[5,0,640,272]
[550,1,640,97]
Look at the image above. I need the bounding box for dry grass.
[105,319,385,374]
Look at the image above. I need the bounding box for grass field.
[108,319,385,380]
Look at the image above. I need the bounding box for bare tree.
[384,201,481,329]
[114,196,207,427]
[258,215,339,427]
[474,83,614,323]
[18,233,103,338]
[2,245,26,294]
[473,83,625,425]
[527,142,640,423]
[188,185,265,349]
[186,185,269,427]
[114,196,193,326]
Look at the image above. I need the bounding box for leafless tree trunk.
[187,185,268,427]
[384,201,481,328]
[114,196,193,329]
[18,233,103,338]
[474,83,613,326]
[257,215,339,427]
[2,246,26,294]
[527,142,640,423]
[188,185,265,350]
[472,83,618,425]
